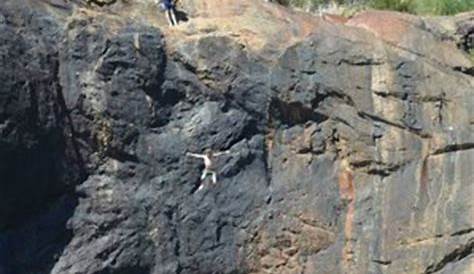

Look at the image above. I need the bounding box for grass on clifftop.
[370,0,474,15]
[278,0,474,15]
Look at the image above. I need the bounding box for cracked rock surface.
[0,0,473,273]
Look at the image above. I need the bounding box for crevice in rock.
[263,98,275,190]
[328,116,355,133]
[170,207,183,274]
[431,143,474,156]
[95,265,151,274]
[216,221,227,243]
[54,56,88,178]
[338,58,384,66]
[385,40,472,78]
[456,22,473,56]
[358,111,432,139]
[373,90,408,100]
[311,87,356,109]
[269,98,328,127]
[424,239,474,274]
[86,0,118,7]
[350,159,408,177]
[451,228,474,237]
[453,66,474,77]
[399,234,444,247]
[372,259,392,266]
[262,130,273,189]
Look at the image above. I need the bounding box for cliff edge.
[0,0,473,273]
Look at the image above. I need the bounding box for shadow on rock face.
[0,5,86,273]
[0,195,78,274]
[93,265,151,274]
[175,9,189,24]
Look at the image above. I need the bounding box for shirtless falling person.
[186,148,231,191]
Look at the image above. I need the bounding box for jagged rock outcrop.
[0,0,473,274]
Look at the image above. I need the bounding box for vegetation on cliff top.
[278,0,474,15]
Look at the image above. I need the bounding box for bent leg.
[197,183,205,191]
[200,169,207,181]
[211,171,217,184]
[197,169,208,191]
[170,9,178,25]
[166,10,174,26]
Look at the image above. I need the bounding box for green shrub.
[411,0,474,15]
[368,0,474,15]
[277,0,474,15]
[369,0,412,12]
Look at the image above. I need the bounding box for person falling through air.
[157,0,178,26]
[186,148,231,191]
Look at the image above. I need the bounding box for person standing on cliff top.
[157,0,178,26]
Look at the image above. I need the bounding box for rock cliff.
[0,0,473,273]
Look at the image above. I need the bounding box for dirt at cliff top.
[1,0,473,274]
[39,0,474,57]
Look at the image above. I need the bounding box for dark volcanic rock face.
[0,0,473,274]
[0,2,84,273]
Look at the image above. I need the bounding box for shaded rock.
[0,0,473,274]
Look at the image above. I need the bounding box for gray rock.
[0,0,473,274]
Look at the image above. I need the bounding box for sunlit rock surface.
[0,0,473,273]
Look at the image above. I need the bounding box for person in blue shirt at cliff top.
[158,0,178,26]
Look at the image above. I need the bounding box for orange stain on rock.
[338,162,355,266]
[163,0,325,53]
[322,13,348,24]
[347,11,415,44]
[414,156,431,221]
[420,157,429,193]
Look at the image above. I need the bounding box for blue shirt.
[163,0,174,9]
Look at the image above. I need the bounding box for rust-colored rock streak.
[338,164,356,269]
[414,156,431,222]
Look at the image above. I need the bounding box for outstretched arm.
[186,152,206,158]
[214,150,231,157]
